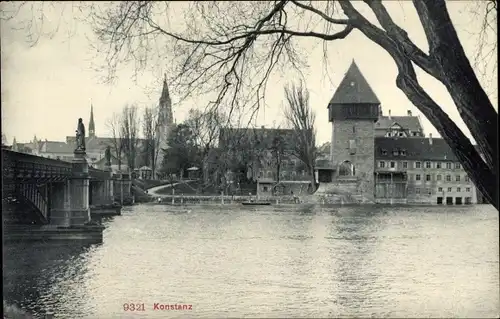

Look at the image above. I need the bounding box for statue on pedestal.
[75,118,86,152]
[105,146,112,166]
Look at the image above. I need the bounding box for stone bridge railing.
[88,167,111,181]
[2,149,72,183]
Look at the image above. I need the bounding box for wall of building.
[331,119,375,200]
[375,159,478,204]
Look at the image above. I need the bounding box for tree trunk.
[339,1,499,210]
[413,0,498,175]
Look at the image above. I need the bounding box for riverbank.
[3,224,105,244]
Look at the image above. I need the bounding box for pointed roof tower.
[158,74,173,126]
[329,60,380,105]
[89,102,95,137]
[328,60,380,122]
[160,74,170,104]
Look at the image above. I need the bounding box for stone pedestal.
[50,151,91,226]
[104,164,114,203]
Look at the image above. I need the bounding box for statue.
[105,146,112,166]
[75,118,86,152]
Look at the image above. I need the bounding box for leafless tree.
[283,81,317,192]
[121,104,140,171]
[106,112,124,171]
[184,108,226,184]
[142,105,161,177]
[2,1,498,209]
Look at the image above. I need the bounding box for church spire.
[160,74,170,104]
[89,102,95,138]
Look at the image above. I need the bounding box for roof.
[375,137,461,161]
[65,136,147,150]
[376,116,423,132]
[329,61,380,105]
[42,141,74,154]
[219,127,297,151]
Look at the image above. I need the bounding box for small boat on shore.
[241,201,272,206]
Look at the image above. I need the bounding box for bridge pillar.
[113,172,132,205]
[49,151,90,226]
[104,164,115,204]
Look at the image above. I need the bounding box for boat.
[241,201,272,206]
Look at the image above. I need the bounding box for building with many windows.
[316,60,479,205]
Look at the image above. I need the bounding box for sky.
[1,1,497,145]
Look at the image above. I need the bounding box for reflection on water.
[3,205,499,318]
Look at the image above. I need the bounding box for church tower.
[327,61,380,199]
[89,103,96,138]
[155,75,174,176]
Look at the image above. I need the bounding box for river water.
[3,204,499,318]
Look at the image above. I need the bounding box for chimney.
[429,133,433,145]
[388,109,391,120]
[407,110,412,116]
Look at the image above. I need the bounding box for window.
[437,174,442,181]
[415,161,421,169]
[455,163,461,169]
[398,132,404,137]
[416,188,420,194]
[436,162,441,169]
[400,149,407,156]
[446,175,451,181]
[382,149,388,155]
[402,161,408,169]
[456,175,460,182]
[353,126,356,133]
[416,174,421,181]
[446,162,452,169]
[457,187,461,192]
[379,161,386,168]
[438,187,443,192]
[427,188,432,195]
[349,140,356,155]
[390,161,395,168]
[465,175,470,182]
[447,187,452,192]
[466,187,471,192]
[263,186,268,192]
[426,174,431,181]
[393,149,399,156]
[425,161,431,169]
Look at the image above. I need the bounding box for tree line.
[2,1,496,209]
[103,81,318,193]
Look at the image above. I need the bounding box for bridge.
[2,148,132,242]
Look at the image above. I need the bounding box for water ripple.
[3,205,499,318]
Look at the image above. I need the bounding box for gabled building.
[219,126,312,195]
[317,60,479,205]
[375,109,425,137]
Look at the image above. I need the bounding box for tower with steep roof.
[327,61,380,200]
[154,75,174,176]
[89,103,96,138]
